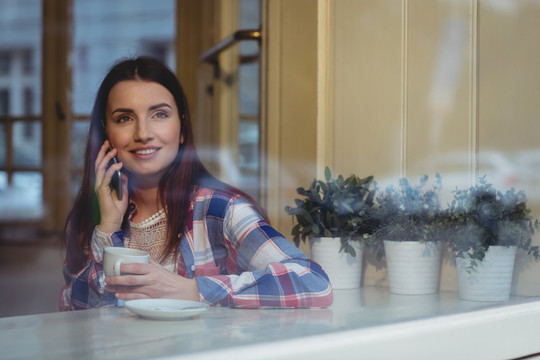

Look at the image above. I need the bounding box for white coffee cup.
[103,247,150,276]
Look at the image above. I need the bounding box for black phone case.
[110,156,123,200]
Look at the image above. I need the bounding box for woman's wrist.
[97,223,122,235]
[181,278,201,302]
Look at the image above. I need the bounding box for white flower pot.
[310,237,363,290]
[456,245,517,302]
[384,240,442,295]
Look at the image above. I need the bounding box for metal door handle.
[200,29,261,64]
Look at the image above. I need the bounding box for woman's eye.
[117,115,131,123]
[154,111,169,119]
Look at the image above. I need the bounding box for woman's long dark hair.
[65,56,266,273]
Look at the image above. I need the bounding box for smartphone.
[109,152,123,201]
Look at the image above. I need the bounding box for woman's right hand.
[95,140,129,233]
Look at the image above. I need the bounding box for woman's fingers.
[104,264,151,285]
[94,141,128,232]
[95,162,123,202]
[121,263,151,276]
[94,141,111,186]
[104,161,123,185]
[114,291,149,301]
[104,284,143,293]
[94,142,124,195]
[104,265,152,298]
[94,140,109,173]
[104,262,199,301]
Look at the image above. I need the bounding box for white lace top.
[127,209,177,273]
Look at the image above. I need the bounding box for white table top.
[2,286,540,360]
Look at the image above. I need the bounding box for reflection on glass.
[238,120,258,170]
[71,120,90,168]
[0,0,42,116]
[12,121,41,168]
[70,0,176,203]
[0,0,43,222]
[0,124,5,166]
[0,50,10,75]
[238,61,260,180]
[71,0,176,115]
[71,173,83,201]
[0,89,8,115]
[235,0,261,200]
[0,172,43,221]
[512,149,540,207]
[0,171,6,189]
[240,0,260,29]
[239,63,259,115]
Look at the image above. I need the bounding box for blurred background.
[2,0,540,316]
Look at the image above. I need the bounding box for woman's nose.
[134,119,153,143]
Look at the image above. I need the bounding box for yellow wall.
[330,0,540,295]
[268,0,540,295]
[263,0,319,254]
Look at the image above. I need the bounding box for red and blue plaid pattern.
[60,188,333,310]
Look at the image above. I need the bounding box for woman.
[60,57,333,310]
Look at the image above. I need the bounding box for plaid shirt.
[60,188,333,310]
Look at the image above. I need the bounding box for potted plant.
[284,167,377,289]
[370,174,447,295]
[449,176,539,301]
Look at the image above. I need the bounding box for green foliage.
[449,176,540,272]
[284,167,377,256]
[371,174,446,243]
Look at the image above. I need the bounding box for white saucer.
[124,299,209,320]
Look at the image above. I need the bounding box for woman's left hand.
[104,262,200,302]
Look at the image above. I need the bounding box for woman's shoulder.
[191,187,248,218]
[193,187,242,203]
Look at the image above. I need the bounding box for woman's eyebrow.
[111,107,134,115]
[148,103,173,111]
[111,103,172,115]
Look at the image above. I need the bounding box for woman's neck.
[130,186,162,223]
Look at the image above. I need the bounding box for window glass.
[71,120,90,169]
[71,0,176,115]
[70,0,176,197]
[0,0,42,221]
[0,124,5,167]
[71,173,83,201]
[0,89,8,115]
[12,121,41,168]
[0,171,6,189]
[240,0,260,29]
[0,51,10,75]
[21,49,33,75]
[0,0,42,116]
[9,172,43,220]
[0,172,43,221]
[23,88,34,115]
[235,0,261,198]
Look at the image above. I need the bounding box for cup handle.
[113,259,123,276]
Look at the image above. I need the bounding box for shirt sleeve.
[195,198,333,308]
[59,227,124,311]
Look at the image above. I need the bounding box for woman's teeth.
[135,148,157,155]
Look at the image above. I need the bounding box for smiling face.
[105,79,182,187]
